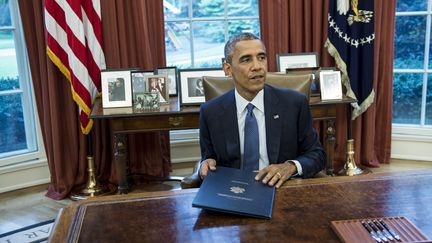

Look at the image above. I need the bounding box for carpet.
[0,219,54,243]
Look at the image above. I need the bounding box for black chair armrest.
[180,160,202,189]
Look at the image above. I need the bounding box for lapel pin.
[273,115,279,119]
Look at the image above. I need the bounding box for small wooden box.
[331,217,430,243]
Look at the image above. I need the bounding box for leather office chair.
[201,72,312,102]
[180,72,319,189]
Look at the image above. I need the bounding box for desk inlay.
[49,171,432,242]
[91,96,356,193]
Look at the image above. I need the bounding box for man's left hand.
[255,162,297,188]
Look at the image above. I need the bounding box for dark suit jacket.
[199,84,326,178]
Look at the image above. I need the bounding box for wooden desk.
[49,171,432,242]
[90,96,356,193]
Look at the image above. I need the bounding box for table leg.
[114,134,129,194]
[325,119,336,175]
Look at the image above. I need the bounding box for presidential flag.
[44,0,106,134]
[325,0,374,119]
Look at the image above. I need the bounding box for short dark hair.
[224,33,261,64]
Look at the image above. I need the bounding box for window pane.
[427,74,432,125]
[396,0,427,12]
[0,0,11,27]
[227,0,259,17]
[228,19,260,38]
[0,30,19,91]
[165,22,192,69]
[392,73,423,124]
[394,16,426,69]
[0,93,27,155]
[164,1,260,69]
[193,0,224,18]
[193,21,224,68]
[163,0,188,19]
[428,23,432,69]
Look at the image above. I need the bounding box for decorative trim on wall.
[170,138,200,163]
[391,133,432,161]
[0,159,50,193]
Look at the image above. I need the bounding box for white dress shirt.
[234,88,303,175]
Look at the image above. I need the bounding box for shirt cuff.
[288,160,303,176]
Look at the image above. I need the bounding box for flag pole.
[338,106,369,176]
[70,132,114,200]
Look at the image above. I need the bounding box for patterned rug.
[0,219,54,243]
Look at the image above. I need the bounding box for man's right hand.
[199,159,217,180]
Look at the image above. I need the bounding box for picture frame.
[285,67,320,96]
[146,74,169,104]
[133,92,160,110]
[178,68,225,106]
[276,52,319,72]
[131,70,154,94]
[285,67,336,96]
[101,69,133,108]
[319,71,343,100]
[156,67,178,96]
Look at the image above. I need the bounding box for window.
[393,0,432,126]
[0,0,44,165]
[163,0,260,69]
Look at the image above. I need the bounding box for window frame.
[393,2,432,129]
[164,0,260,68]
[0,0,45,167]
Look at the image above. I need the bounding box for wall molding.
[170,138,201,163]
[391,134,432,161]
[391,126,432,161]
[0,159,50,193]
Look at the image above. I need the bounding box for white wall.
[0,159,50,193]
[391,126,432,161]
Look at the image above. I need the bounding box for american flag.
[44,0,106,134]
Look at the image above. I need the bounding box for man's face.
[150,79,157,87]
[223,39,267,101]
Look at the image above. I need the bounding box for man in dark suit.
[199,33,326,188]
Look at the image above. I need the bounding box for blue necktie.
[243,103,259,171]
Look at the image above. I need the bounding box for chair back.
[202,72,312,101]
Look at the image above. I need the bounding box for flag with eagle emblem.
[325,0,374,119]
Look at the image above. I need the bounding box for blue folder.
[192,166,275,219]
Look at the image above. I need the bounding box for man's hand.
[255,161,297,188]
[199,159,217,179]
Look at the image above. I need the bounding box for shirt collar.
[235,88,264,114]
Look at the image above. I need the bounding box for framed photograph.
[131,70,154,94]
[285,67,320,96]
[319,71,343,100]
[101,69,133,108]
[146,74,169,104]
[276,52,319,72]
[285,67,336,96]
[156,67,178,96]
[133,92,160,110]
[178,68,225,106]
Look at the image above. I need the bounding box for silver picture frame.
[178,68,225,106]
[276,52,319,72]
[101,69,133,108]
[156,67,178,96]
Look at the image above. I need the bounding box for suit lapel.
[219,90,241,168]
[264,85,282,164]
